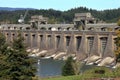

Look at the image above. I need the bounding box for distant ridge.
[0,7,36,11]
[0,7,120,23]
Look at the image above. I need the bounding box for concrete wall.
[1,30,116,60]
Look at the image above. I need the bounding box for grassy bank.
[42,75,90,80]
[37,66,120,80]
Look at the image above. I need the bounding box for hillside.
[0,7,120,24]
[0,7,35,11]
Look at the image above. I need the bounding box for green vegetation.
[62,56,75,76]
[42,75,85,80]
[0,7,120,24]
[117,19,120,26]
[0,32,9,79]
[42,66,120,80]
[115,30,120,62]
[62,56,81,76]
[0,32,36,80]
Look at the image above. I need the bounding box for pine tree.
[0,32,10,79]
[62,56,75,76]
[115,30,120,62]
[0,32,36,80]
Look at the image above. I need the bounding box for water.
[36,58,65,77]
[35,58,104,77]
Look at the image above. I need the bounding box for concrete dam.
[0,30,117,66]
[0,12,119,67]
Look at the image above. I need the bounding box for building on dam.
[0,12,120,67]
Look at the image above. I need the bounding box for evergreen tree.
[117,19,120,26]
[0,32,36,80]
[62,56,75,76]
[115,30,120,62]
[0,32,10,79]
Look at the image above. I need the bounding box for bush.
[84,66,114,78]
[62,56,75,76]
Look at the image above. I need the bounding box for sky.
[0,0,120,11]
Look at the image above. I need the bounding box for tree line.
[0,7,120,24]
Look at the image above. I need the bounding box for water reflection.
[36,58,65,77]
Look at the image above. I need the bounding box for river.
[35,58,100,77]
[36,58,65,77]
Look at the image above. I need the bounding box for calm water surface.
[36,58,101,77]
[36,58,65,77]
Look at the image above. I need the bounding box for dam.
[0,12,119,76]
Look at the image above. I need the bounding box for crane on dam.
[18,10,28,24]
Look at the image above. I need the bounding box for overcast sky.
[0,0,120,11]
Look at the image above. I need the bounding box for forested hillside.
[0,7,120,24]
[0,7,35,11]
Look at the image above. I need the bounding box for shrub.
[62,56,75,76]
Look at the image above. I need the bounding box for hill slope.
[0,7,35,11]
[0,7,120,23]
